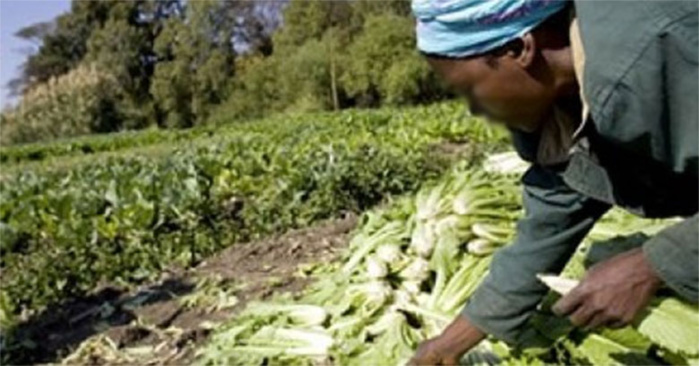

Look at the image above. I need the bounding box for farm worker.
[408,0,698,364]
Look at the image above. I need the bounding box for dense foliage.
[0,64,142,145]
[3,0,450,145]
[0,103,507,321]
[216,1,447,122]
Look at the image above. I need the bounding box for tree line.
[1,0,451,145]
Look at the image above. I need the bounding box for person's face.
[427,36,556,132]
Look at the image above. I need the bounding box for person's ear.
[513,33,536,68]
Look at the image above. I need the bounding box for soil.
[7,214,357,365]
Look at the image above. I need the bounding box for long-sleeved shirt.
[462,0,699,345]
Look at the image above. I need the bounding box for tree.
[1,63,129,145]
[214,0,446,119]
[272,1,352,51]
[340,14,443,106]
[10,0,183,96]
[15,1,115,92]
[150,0,236,127]
[83,1,165,129]
[5,0,449,138]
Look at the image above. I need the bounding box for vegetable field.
[2,103,697,365]
[0,103,506,362]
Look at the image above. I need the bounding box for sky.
[0,0,71,107]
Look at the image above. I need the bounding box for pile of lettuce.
[197,153,698,366]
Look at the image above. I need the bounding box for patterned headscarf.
[413,0,568,58]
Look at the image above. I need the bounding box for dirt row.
[9,214,357,365]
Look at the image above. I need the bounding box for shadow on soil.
[3,277,195,365]
[4,215,357,365]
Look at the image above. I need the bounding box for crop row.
[0,127,218,165]
[0,103,508,319]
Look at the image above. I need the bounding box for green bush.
[0,64,144,146]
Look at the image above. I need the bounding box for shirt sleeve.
[643,214,699,303]
[462,164,610,345]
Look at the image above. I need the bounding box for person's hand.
[409,337,461,366]
[408,315,486,366]
[553,247,662,329]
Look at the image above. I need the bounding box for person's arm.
[464,164,610,342]
[409,164,610,364]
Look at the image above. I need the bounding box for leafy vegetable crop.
[0,103,508,321]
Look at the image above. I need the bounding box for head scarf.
[412,0,568,58]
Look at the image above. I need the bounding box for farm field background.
[2,102,697,366]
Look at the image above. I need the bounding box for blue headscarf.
[413,0,568,58]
